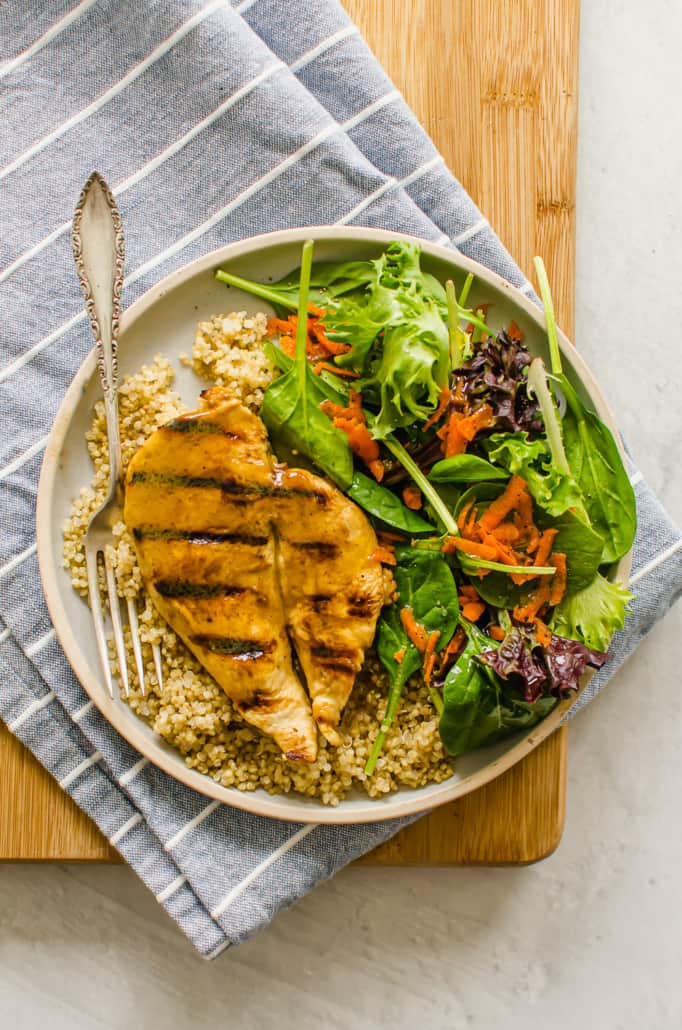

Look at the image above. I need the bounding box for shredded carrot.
[393,646,406,664]
[438,410,467,457]
[307,303,326,317]
[490,522,520,545]
[422,630,441,684]
[423,385,451,431]
[439,627,466,671]
[313,362,359,377]
[513,578,552,623]
[456,404,495,443]
[442,536,498,561]
[462,601,486,621]
[507,320,524,342]
[400,607,428,651]
[534,618,552,647]
[549,552,567,606]
[370,545,396,566]
[458,584,481,604]
[478,475,529,532]
[368,459,385,482]
[320,392,382,479]
[488,624,506,642]
[402,485,423,510]
[309,321,350,355]
[534,528,558,569]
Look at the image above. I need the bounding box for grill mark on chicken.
[190,635,274,659]
[154,580,250,600]
[236,691,276,713]
[129,471,328,502]
[346,592,376,618]
[288,541,339,559]
[132,528,269,547]
[309,593,333,611]
[162,419,242,439]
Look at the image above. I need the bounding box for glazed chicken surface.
[123,387,384,761]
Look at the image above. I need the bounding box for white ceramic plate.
[37,227,631,824]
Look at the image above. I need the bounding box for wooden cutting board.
[0,0,578,864]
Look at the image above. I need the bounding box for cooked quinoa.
[62,311,455,804]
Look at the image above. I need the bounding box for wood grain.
[0,0,579,864]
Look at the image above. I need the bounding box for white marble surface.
[2,2,681,1026]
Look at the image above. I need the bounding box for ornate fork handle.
[72,171,126,491]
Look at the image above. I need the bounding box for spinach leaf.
[347,471,436,534]
[559,376,636,564]
[536,508,603,594]
[365,547,459,774]
[429,453,509,483]
[259,243,354,490]
[439,620,559,756]
[550,572,633,651]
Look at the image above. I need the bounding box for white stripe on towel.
[630,538,682,586]
[8,690,56,731]
[629,470,644,488]
[25,627,56,658]
[518,280,535,296]
[165,800,221,851]
[0,541,37,579]
[343,89,400,132]
[110,812,143,846]
[0,1,224,182]
[156,874,188,904]
[0,627,11,645]
[290,25,360,73]
[0,0,99,79]
[452,217,488,246]
[72,699,94,722]
[337,156,443,226]
[205,937,231,960]
[0,435,49,480]
[210,824,318,920]
[119,757,149,786]
[60,750,102,789]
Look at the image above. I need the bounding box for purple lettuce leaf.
[455,331,543,436]
[477,625,608,701]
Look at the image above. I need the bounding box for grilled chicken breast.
[123,387,318,762]
[123,387,384,759]
[274,469,384,745]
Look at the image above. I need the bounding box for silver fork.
[72,171,163,699]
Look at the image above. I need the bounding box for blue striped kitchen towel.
[1,0,681,958]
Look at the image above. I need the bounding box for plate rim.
[36,225,632,824]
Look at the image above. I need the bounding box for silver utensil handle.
[72,172,125,487]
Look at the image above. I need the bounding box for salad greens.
[216,242,635,772]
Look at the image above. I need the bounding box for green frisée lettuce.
[550,573,633,652]
[483,430,585,518]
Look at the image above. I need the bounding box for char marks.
[190,635,274,659]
